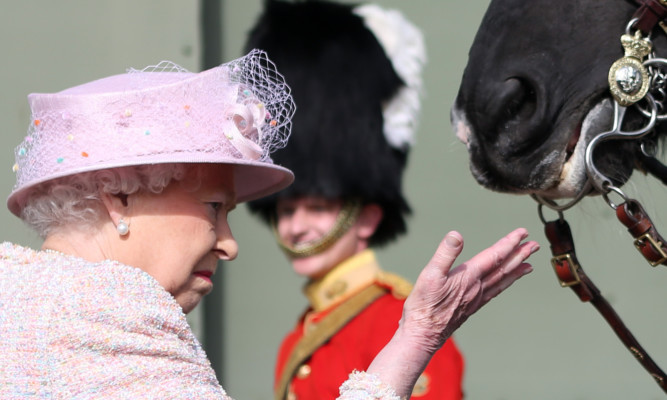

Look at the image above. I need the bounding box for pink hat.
[8,50,295,216]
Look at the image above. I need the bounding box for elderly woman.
[1,50,538,399]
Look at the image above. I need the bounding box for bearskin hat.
[245,0,425,247]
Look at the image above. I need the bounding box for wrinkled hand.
[401,228,538,353]
[364,228,538,398]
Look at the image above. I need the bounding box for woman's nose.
[216,236,238,261]
[216,217,239,261]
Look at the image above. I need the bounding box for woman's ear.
[356,203,383,241]
[100,191,130,226]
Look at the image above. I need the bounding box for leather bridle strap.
[544,218,667,393]
[616,199,667,266]
[633,0,667,34]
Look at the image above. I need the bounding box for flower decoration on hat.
[222,86,270,160]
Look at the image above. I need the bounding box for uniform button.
[296,364,312,379]
[287,391,297,400]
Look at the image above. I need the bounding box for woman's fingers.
[478,240,538,292]
[460,229,537,309]
[460,228,530,281]
[424,231,464,276]
[482,262,533,303]
[401,228,539,353]
[415,228,536,300]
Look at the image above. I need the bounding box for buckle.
[551,253,581,287]
[634,232,667,267]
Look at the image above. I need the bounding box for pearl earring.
[117,218,130,236]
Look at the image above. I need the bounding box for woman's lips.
[193,271,213,284]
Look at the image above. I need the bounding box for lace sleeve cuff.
[338,371,403,400]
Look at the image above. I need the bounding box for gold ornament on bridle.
[608,29,652,106]
[272,200,363,258]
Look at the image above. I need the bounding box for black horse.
[452,0,667,393]
[452,0,667,200]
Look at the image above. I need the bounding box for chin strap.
[272,200,363,259]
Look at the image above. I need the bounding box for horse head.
[452,0,667,200]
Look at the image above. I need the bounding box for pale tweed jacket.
[0,243,399,400]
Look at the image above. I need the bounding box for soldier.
[245,1,465,399]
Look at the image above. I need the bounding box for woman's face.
[275,196,362,280]
[124,164,238,313]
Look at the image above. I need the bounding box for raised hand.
[402,228,538,352]
[366,228,538,398]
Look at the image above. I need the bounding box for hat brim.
[232,160,294,203]
[7,158,293,217]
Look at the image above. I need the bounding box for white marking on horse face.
[556,99,612,196]
[451,106,472,146]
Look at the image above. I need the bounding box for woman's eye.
[208,202,223,212]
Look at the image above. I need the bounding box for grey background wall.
[1,1,201,245]
[2,1,666,399]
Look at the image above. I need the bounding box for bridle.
[530,0,667,394]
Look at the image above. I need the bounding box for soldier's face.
[275,196,363,279]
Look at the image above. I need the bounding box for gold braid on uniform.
[272,200,363,258]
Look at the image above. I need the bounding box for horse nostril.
[475,77,540,152]
[502,78,536,122]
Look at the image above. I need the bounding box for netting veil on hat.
[8,50,295,216]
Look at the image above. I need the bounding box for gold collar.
[303,250,380,312]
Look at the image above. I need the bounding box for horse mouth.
[564,123,582,163]
[454,98,614,199]
[555,99,613,197]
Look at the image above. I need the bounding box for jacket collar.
[303,249,380,312]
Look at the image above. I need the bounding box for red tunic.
[274,251,464,400]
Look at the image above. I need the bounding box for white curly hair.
[20,163,203,238]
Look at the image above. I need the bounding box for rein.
[533,0,667,393]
